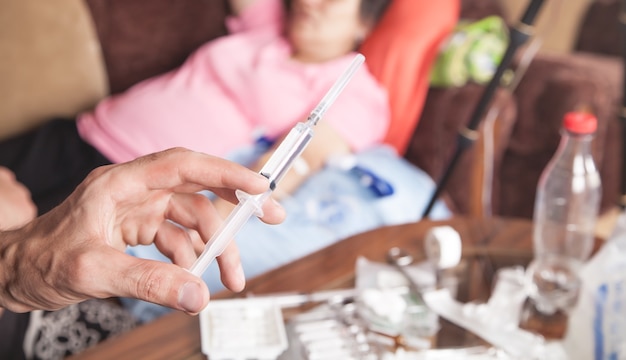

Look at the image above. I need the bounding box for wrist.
[0,228,24,310]
[0,219,53,312]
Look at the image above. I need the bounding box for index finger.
[109,148,273,198]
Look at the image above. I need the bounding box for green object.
[430,16,508,88]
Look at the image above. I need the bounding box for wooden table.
[71,216,542,359]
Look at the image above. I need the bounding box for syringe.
[189,53,365,277]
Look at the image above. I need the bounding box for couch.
[1,0,622,222]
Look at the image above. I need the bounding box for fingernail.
[235,264,246,291]
[271,198,286,215]
[178,282,203,313]
[255,172,269,182]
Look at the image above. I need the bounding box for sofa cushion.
[460,0,504,20]
[360,0,460,154]
[575,0,621,57]
[86,0,230,94]
[405,84,517,215]
[0,0,108,141]
[497,0,594,54]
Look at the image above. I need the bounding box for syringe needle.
[307,53,365,125]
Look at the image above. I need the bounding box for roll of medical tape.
[424,225,462,269]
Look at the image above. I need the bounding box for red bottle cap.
[563,112,597,134]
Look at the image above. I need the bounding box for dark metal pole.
[421,0,546,218]
[619,1,626,210]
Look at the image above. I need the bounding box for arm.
[258,121,351,199]
[225,0,282,34]
[0,148,284,314]
[228,0,258,16]
[213,121,351,217]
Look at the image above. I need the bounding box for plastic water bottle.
[526,111,602,315]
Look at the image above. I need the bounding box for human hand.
[0,167,37,230]
[0,148,285,314]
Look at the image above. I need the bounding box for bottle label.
[562,223,626,360]
[593,276,626,359]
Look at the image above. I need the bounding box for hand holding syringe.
[189,54,365,277]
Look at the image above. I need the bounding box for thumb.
[102,251,210,315]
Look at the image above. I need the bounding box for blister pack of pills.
[200,299,288,360]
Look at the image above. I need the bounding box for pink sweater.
[77,0,389,164]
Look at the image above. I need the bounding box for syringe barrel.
[259,122,314,188]
[189,123,312,278]
[189,190,270,277]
